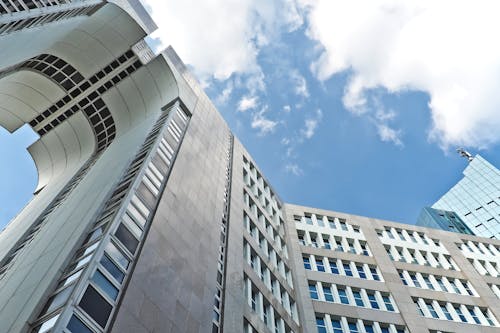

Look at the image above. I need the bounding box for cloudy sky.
[2,0,500,227]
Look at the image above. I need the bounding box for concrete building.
[416,207,475,235]
[0,2,499,333]
[432,154,500,239]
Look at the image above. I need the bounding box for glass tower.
[416,207,475,235]
[432,155,500,239]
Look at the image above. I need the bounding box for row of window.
[316,314,406,333]
[384,245,458,270]
[415,298,497,326]
[459,240,500,258]
[244,192,286,250]
[212,133,233,333]
[297,229,370,256]
[303,255,381,281]
[0,0,74,13]
[243,168,283,225]
[309,282,397,312]
[468,258,500,277]
[242,156,281,214]
[398,270,475,296]
[294,214,362,235]
[30,103,188,333]
[245,276,298,333]
[377,227,442,248]
[244,213,289,265]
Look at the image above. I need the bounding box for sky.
[2,0,500,229]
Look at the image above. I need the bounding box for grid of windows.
[244,276,296,333]
[295,213,362,235]
[302,254,382,281]
[384,245,458,270]
[309,281,397,312]
[468,258,500,277]
[414,297,498,326]
[315,314,406,333]
[30,102,189,333]
[0,3,100,35]
[297,229,371,256]
[398,270,476,296]
[377,227,436,247]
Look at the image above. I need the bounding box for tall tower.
[432,154,500,239]
[1,2,500,333]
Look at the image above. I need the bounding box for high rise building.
[416,207,475,235]
[432,154,500,239]
[0,2,499,333]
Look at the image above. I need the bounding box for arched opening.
[0,124,38,228]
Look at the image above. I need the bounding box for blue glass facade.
[416,207,475,235]
[432,155,500,239]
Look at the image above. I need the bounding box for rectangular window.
[382,295,394,311]
[316,317,327,333]
[410,274,421,288]
[370,268,380,281]
[348,322,359,333]
[100,254,125,283]
[105,242,129,270]
[303,257,311,270]
[399,272,407,285]
[338,288,349,304]
[78,285,113,328]
[356,265,366,279]
[115,223,139,254]
[309,284,318,300]
[331,320,343,333]
[440,304,452,320]
[91,270,118,300]
[352,290,364,306]
[322,284,334,302]
[343,263,353,276]
[66,315,93,333]
[316,259,325,272]
[455,306,467,322]
[330,260,339,274]
[367,293,379,309]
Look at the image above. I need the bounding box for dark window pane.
[115,223,138,254]
[67,315,93,333]
[79,285,112,328]
[92,270,118,300]
[100,255,125,283]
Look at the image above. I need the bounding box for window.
[410,274,420,288]
[340,221,348,231]
[370,268,380,281]
[316,259,325,272]
[467,307,481,324]
[425,303,438,318]
[440,304,452,320]
[66,315,93,333]
[455,306,467,322]
[105,242,129,270]
[343,263,353,276]
[115,223,139,254]
[352,290,364,306]
[323,237,331,249]
[92,270,118,300]
[316,317,327,333]
[382,295,394,311]
[328,218,336,229]
[422,276,433,289]
[303,257,311,270]
[330,260,339,274]
[323,285,334,302]
[436,278,447,292]
[79,285,113,328]
[331,319,343,333]
[309,284,318,300]
[356,265,366,279]
[348,322,359,333]
[316,216,325,227]
[399,272,407,285]
[364,324,374,333]
[305,216,313,225]
[338,288,349,304]
[367,293,379,309]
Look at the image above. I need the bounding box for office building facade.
[0,2,499,333]
[416,207,475,235]
[432,155,500,239]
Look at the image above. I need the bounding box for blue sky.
[2,0,500,228]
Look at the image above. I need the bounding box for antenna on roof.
[457,148,474,162]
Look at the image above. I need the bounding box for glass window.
[323,284,334,302]
[455,306,467,322]
[79,285,113,328]
[440,304,452,320]
[352,290,364,306]
[382,295,394,311]
[105,242,129,270]
[305,216,313,225]
[33,314,60,333]
[309,284,318,300]
[92,270,118,300]
[370,268,380,281]
[331,319,343,333]
[343,263,353,276]
[338,288,349,304]
[380,327,390,333]
[399,272,407,285]
[316,259,325,272]
[367,293,379,309]
[115,223,139,254]
[41,285,74,315]
[348,322,359,333]
[303,257,311,270]
[316,317,327,333]
[364,324,374,333]
[66,315,93,333]
[330,260,339,274]
[356,265,366,279]
[100,254,125,283]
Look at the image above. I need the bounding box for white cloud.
[285,163,303,176]
[290,69,310,98]
[252,107,278,135]
[142,0,304,85]
[376,123,403,147]
[238,95,259,112]
[302,0,500,149]
[300,109,323,139]
[283,105,292,113]
[216,81,233,105]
